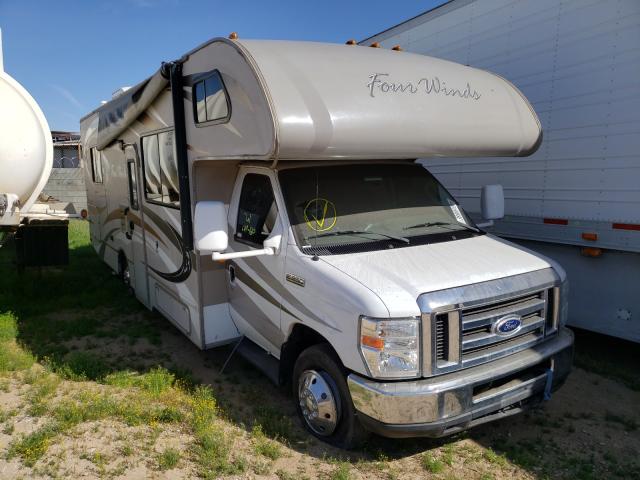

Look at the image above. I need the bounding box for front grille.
[459,290,548,369]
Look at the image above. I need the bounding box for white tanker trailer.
[0,30,68,266]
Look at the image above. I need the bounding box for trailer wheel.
[293,343,368,449]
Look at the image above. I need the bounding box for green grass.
[483,448,508,467]
[330,462,351,480]
[252,424,282,460]
[157,447,181,470]
[421,452,445,473]
[0,313,35,372]
[7,423,61,466]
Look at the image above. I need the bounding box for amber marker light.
[345,39,357,45]
[581,232,598,241]
[361,335,384,350]
[391,45,403,51]
[228,32,238,40]
[369,42,381,48]
[581,247,602,257]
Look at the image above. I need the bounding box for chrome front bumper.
[347,327,574,438]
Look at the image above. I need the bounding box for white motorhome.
[80,36,573,447]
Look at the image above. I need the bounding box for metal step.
[235,338,281,385]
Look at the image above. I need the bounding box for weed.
[252,424,282,460]
[50,351,110,381]
[275,469,297,480]
[331,462,351,480]
[252,459,271,475]
[8,423,60,466]
[442,443,455,466]
[0,313,35,372]
[157,447,180,470]
[26,372,60,416]
[483,448,508,466]
[421,452,445,473]
[120,443,134,456]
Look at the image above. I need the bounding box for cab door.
[226,171,285,352]
[124,145,149,306]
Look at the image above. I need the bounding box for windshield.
[279,163,481,254]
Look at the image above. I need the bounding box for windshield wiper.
[403,221,481,233]
[313,229,410,244]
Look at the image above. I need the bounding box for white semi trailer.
[363,0,640,342]
[0,29,68,266]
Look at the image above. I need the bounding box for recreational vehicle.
[80,36,573,447]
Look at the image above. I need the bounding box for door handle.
[228,264,236,284]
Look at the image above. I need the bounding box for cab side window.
[193,71,230,124]
[235,174,277,246]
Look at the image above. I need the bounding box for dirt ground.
[0,221,638,479]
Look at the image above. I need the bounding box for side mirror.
[194,201,229,253]
[481,184,504,221]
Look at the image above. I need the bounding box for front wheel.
[292,343,368,449]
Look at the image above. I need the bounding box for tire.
[292,343,368,449]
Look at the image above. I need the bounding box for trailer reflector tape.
[543,218,568,225]
[612,223,640,231]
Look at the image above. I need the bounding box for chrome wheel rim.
[298,370,339,436]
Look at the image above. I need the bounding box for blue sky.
[1,1,444,131]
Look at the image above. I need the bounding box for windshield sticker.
[304,198,337,232]
[450,204,467,225]
[238,209,258,238]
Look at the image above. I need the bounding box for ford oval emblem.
[493,315,522,336]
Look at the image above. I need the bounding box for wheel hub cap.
[298,370,339,436]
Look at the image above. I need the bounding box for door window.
[141,131,179,207]
[90,147,103,183]
[235,174,277,246]
[127,160,139,210]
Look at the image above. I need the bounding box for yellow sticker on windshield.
[304,198,337,232]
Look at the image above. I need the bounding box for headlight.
[359,316,420,379]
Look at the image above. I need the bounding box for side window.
[90,147,103,183]
[127,160,139,210]
[141,131,179,207]
[235,174,277,246]
[193,71,230,124]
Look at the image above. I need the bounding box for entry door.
[124,145,149,306]
[227,172,284,351]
